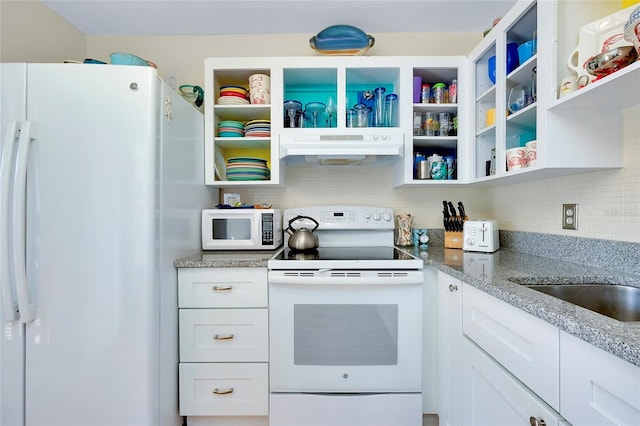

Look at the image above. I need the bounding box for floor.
[423,414,439,426]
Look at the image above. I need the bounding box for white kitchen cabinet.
[437,271,464,426]
[462,282,560,410]
[204,56,465,187]
[560,331,640,426]
[467,0,633,183]
[178,267,269,421]
[203,2,637,188]
[462,338,567,426]
[204,58,282,186]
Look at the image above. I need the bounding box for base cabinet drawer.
[179,309,268,362]
[560,331,640,426]
[462,338,566,425]
[178,268,267,308]
[179,363,268,416]
[463,283,560,409]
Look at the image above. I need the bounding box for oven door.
[269,270,423,393]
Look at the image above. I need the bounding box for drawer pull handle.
[212,285,233,292]
[449,284,458,292]
[529,417,546,426]
[213,334,234,340]
[213,387,234,395]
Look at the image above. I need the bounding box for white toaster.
[463,220,500,252]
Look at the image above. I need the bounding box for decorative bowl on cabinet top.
[309,25,375,56]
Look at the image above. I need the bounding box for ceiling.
[41,0,518,36]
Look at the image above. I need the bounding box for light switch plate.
[562,203,578,230]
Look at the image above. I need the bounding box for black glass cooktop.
[274,246,415,261]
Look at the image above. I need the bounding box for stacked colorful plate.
[244,119,271,137]
[217,85,250,105]
[225,157,270,181]
[218,120,245,137]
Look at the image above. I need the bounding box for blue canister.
[444,156,455,180]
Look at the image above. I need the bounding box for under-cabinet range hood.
[279,131,404,166]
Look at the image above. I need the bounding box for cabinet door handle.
[213,333,234,340]
[212,285,233,292]
[213,387,234,395]
[449,284,458,292]
[529,417,546,426]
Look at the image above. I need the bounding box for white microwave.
[201,209,282,250]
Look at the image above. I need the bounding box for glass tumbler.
[346,108,357,128]
[384,94,398,127]
[354,103,369,128]
[373,87,386,127]
[423,112,438,136]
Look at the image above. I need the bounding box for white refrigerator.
[0,63,213,426]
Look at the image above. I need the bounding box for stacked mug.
[248,74,270,104]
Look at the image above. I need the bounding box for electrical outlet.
[562,204,578,230]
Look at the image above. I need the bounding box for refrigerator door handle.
[1,121,19,321]
[11,121,36,323]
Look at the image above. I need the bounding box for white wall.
[489,104,640,242]
[3,1,638,243]
[0,0,85,63]
[84,32,481,88]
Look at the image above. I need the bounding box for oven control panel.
[284,206,394,230]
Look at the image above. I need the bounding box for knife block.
[444,216,468,249]
[444,231,463,249]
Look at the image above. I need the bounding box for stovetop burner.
[281,246,409,261]
[268,245,422,270]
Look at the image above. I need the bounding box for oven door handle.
[268,270,424,285]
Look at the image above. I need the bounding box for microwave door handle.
[11,121,36,323]
[0,122,19,321]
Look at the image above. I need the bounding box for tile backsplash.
[229,107,639,244]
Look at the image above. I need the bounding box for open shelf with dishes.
[204,60,282,186]
[468,0,631,185]
[470,0,539,181]
[404,63,464,185]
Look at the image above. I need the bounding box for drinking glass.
[354,103,369,128]
[283,100,302,128]
[373,87,386,127]
[305,102,326,128]
[384,94,398,127]
[508,85,527,114]
[325,97,336,127]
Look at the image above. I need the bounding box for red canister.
[420,84,431,103]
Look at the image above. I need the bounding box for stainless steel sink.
[525,284,640,322]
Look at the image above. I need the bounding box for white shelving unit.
[203,1,637,188]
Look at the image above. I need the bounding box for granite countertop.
[174,246,640,367]
[175,250,275,268]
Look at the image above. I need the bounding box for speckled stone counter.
[174,250,274,268]
[174,245,640,367]
[412,246,640,367]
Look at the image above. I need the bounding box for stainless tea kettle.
[286,215,319,251]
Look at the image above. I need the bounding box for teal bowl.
[110,52,149,66]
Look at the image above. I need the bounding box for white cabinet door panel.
[463,283,560,409]
[463,338,565,426]
[179,363,268,416]
[180,309,268,362]
[437,271,464,426]
[178,267,267,308]
[560,331,640,426]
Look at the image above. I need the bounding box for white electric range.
[268,206,424,426]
